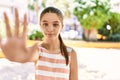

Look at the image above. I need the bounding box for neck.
[42,38,60,50]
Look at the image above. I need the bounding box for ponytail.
[59,34,69,65]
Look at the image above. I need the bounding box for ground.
[0,40,120,80]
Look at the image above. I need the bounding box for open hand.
[0,8,39,62]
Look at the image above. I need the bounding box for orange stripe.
[36,75,69,80]
[39,56,66,64]
[36,66,69,73]
[38,47,71,56]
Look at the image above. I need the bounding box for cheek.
[41,29,45,34]
[56,28,62,35]
[59,27,63,32]
[40,28,45,34]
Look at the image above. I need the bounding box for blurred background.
[0,0,120,80]
[0,0,120,42]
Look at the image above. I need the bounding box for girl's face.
[40,13,63,40]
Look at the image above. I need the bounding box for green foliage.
[107,12,120,41]
[98,23,110,36]
[28,0,38,10]
[109,12,120,34]
[106,34,120,42]
[80,11,109,29]
[74,0,110,29]
[29,30,44,40]
[28,4,35,10]
[98,12,120,41]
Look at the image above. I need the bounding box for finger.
[14,8,20,37]
[4,12,12,37]
[22,14,28,39]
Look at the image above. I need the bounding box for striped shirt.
[35,47,72,80]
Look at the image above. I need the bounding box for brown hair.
[40,7,69,65]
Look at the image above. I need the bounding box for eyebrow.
[42,20,60,23]
[53,21,59,23]
[42,20,48,22]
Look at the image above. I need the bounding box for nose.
[47,25,54,32]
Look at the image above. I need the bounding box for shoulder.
[37,47,46,53]
[66,47,77,58]
[66,47,76,54]
[67,47,77,59]
[66,47,73,53]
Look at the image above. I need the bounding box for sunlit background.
[0,0,120,80]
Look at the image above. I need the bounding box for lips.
[45,33,54,36]
[45,33,53,35]
[47,33,53,35]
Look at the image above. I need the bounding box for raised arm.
[0,8,39,63]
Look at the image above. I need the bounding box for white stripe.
[36,70,69,79]
[37,60,69,69]
[67,47,72,53]
[39,52,65,60]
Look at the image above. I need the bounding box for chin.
[46,36,57,40]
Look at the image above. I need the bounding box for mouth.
[46,33,54,36]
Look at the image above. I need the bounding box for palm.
[0,8,38,62]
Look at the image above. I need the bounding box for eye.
[43,23,48,27]
[53,24,59,27]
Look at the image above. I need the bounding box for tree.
[74,0,110,41]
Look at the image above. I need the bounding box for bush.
[74,0,110,30]
[98,12,120,41]
[29,30,44,40]
[98,24,110,36]
[106,34,120,42]
[109,12,120,34]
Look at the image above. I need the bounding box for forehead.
[41,13,61,22]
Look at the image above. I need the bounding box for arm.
[70,49,78,80]
[0,8,39,63]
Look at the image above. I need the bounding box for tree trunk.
[84,28,98,41]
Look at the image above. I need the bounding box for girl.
[0,7,78,80]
